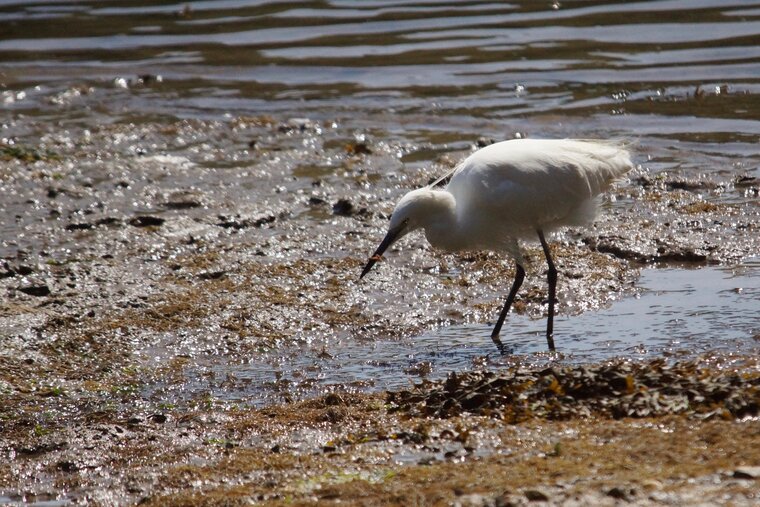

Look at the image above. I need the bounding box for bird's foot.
[490,335,511,356]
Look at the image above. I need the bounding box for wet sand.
[1,118,759,504]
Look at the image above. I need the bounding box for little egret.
[360,138,633,353]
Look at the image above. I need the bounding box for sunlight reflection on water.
[205,259,759,405]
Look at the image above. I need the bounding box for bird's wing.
[448,139,632,237]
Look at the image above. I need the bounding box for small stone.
[524,489,550,502]
[0,264,14,279]
[322,393,344,406]
[606,486,632,499]
[65,222,93,231]
[733,466,760,479]
[345,141,372,155]
[253,215,276,227]
[128,216,165,227]
[19,284,51,297]
[197,270,226,280]
[735,175,756,187]
[96,217,121,226]
[16,264,34,276]
[57,460,78,473]
[163,191,203,210]
[149,413,167,424]
[278,118,312,133]
[640,479,663,491]
[332,199,354,216]
[137,74,161,85]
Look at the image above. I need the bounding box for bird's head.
[360,188,447,279]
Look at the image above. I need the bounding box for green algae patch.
[0,142,60,163]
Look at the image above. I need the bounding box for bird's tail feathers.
[575,139,634,182]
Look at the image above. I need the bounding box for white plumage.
[361,138,633,353]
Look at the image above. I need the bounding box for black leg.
[490,263,525,354]
[537,230,557,351]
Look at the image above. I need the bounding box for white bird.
[360,138,633,353]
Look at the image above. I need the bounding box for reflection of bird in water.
[361,138,633,354]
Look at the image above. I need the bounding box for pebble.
[197,270,227,280]
[1,263,33,278]
[733,466,760,479]
[149,413,168,424]
[278,118,312,133]
[606,486,634,500]
[344,141,372,155]
[640,479,663,491]
[524,489,549,502]
[65,223,94,231]
[332,199,355,216]
[128,216,165,227]
[163,190,203,209]
[18,283,51,297]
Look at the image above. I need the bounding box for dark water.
[2,0,760,144]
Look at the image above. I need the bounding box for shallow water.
[173,259,759,406]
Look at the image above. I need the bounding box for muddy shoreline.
[1,118,759,504]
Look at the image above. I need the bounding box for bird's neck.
[421,190,464,252]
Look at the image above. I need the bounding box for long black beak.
[360,221,406,279]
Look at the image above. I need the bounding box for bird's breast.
[424,223,465,252]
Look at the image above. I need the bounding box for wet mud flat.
[1,117,759,505]
[1,359,759,506]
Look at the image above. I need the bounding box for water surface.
[2,0,759,146]
[165,259,759,406]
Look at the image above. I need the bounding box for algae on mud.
[388,359,760,421]
[1,117,759,505]
[3,0,760,502]
[2,360,759,505]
